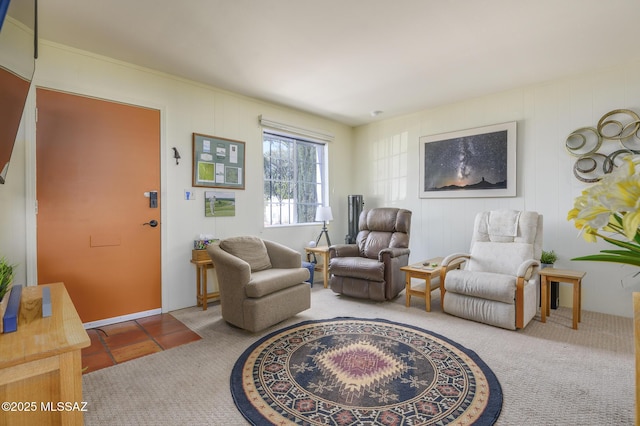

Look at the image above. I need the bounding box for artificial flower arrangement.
[567,156,640,266]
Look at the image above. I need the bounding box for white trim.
[25,83,37,284]
[82,308,162,329]
[259,115,334,142]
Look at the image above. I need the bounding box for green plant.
[0,257,15,301]
[540,250,557,264]
[567,156,640,266]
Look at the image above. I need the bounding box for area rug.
[231,317,502,425]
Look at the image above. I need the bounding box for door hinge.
[34,200,38,214]
[35,107,38,123]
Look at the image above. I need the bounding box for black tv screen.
[0,0,36,184]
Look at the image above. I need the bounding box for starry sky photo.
[423,130,508,191]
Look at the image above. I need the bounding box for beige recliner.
[440,210,543,330]
[207,236,311,332]
[328,208,411,301]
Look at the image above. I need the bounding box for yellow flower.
[569,157,640,238]
[568,155,640,267]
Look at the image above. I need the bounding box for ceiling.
[9,0,640,127]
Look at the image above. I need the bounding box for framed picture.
[193,133,245,189]
[204,191,236,217]
[419,122,517,198]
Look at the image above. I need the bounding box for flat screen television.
[0,0,36,184]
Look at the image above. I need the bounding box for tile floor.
[81,313,201,374]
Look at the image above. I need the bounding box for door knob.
[143,220,158,227]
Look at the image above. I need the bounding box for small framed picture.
[204,191,236,217]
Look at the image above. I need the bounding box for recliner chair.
[440,210,543,330]
[328,208,411,301]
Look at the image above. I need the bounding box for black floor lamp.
[315,205,333,247]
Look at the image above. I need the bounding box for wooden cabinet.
[0,282,90,425]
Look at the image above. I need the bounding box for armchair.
[328,208,411,301]
[440,210,543,330]
[207,236,310,332]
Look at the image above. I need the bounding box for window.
[263,132,328,226]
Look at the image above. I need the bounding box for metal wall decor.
[566,109,640,182]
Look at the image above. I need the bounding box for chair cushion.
[329,257,384,281]
[220,236,272,272]
[467,242,533,276]
[246,268,310,298]
[444,270,516,304]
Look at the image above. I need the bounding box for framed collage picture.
[192,133,245,189]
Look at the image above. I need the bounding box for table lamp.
[315,206,333,247]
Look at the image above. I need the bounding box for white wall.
[3,21,640,318]
[354,59,640,318]
[0,37,353,313]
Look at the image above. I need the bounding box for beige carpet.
[82,284,635,425]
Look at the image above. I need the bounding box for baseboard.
[82,308,162,329]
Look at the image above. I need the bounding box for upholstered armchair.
[328,208,411,301]
[207,236,311,332]
[440,210,543,330]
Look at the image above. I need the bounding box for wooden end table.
[0,283,90,425]
[190,258,220,310]
[401,257,447,312]
[304,246,330,288]
[539,267,586,330]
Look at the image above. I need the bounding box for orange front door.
[36,88,161,323]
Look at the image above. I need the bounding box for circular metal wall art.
[596,109,640,140]
[565,127,602,156]
[573,153,609,183]
[567,108,640,182]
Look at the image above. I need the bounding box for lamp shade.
[315,206,333,222]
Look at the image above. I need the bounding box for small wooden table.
[304,246,330,288]
[540,268,586,330]
[0,282,90,425]
[190,258,220,310]
[402,257,448,312]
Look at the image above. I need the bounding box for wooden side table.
[401,257,462,312]
[190,258,219,310]
[539,268,586,330]
[0,283,90,425]
[304,246,330,288]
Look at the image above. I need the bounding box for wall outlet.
[185,190,195,200]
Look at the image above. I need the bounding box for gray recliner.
[440,210,543,330]
[207,236,311,332]
[328,208,411,301]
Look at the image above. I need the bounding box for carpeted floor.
[82,283,635,425]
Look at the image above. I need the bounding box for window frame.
[263,130,329,227]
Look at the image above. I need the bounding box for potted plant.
[0,257,15,330]
[0,257,15,301]
[540,250,559,309]
[540,250,557,267]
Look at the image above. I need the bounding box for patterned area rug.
[231,317,502,425]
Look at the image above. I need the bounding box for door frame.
[25,85,168,320]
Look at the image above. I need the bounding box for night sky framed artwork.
[419,122,517,198]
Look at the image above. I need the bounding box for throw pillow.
[220,236,272,272]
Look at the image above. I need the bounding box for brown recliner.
[328,208,411,301]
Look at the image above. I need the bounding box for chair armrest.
[329,244,359,259]
[207,244,251,288]
[442,253,470,267]
[264,240,301,268]
[379,247,410,261]
[517,259,540,280]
